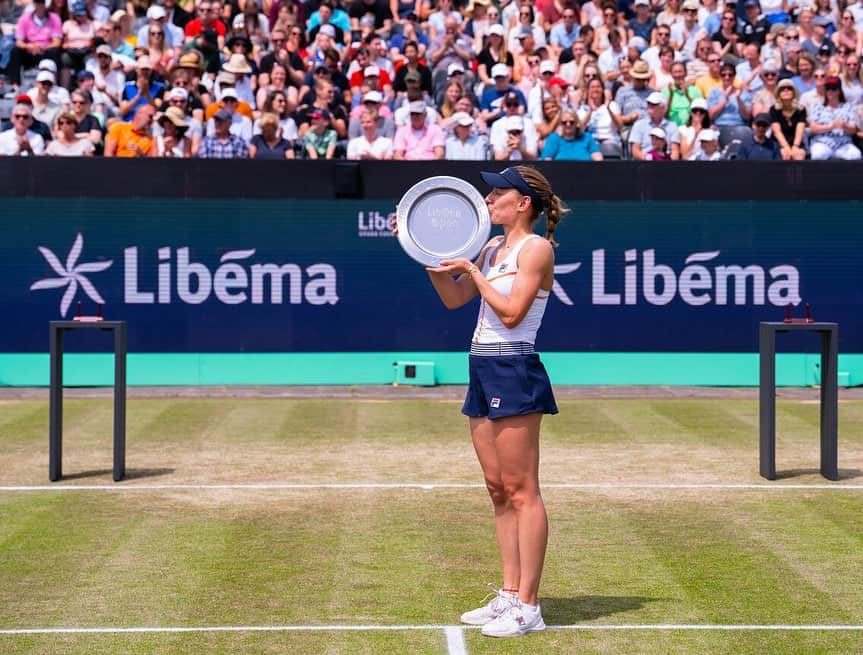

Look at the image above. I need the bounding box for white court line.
[1,482,862,492]
[444,626,467,655]
[2,624,863,636]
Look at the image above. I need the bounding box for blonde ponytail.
[513,165,569,247]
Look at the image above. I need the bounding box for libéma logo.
[31,234,339,315]
[357,210,396,237]
[30,233,113,316]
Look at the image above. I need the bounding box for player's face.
[485,187,523,224]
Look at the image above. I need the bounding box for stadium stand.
[1,0,862,160]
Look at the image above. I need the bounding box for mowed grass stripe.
[624,495,861,625]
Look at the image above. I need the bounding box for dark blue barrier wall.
[1,160,861,358]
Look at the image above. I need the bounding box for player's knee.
[484,479,507,506]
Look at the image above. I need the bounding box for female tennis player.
[423,166,564,637]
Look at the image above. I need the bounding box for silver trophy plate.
[396,176,491,267]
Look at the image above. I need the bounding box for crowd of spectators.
[2,0,863,159]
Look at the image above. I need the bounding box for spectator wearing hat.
[477,24,513,87]
[809,75,861,159]
[671,0,707,61]
[24,60,69,107]
[750,61,780,115]
[348,90,396,137]
[692,127,722,159]
[105,104,156,156]
[480,65,527,125]
[392,41,433,94]
[137,4,184,49]
[120,56,164,121]
[541,108,602,160]
[628,0,657,43]
[679,96,711,159]
[0,103,45,156]
[644,126,670,159]
[159,86,204,155]
[222,53,256,109]
[708,62,752,126]
[549,6,580,58]
[85,44,125,112]
[154,106,191,157]
[740,0,770,47]
[444,110,487,159]
[8,0,62,88]
[350,64,394,106]
[662,60,703,126]
[769,77,807,160]
[490,107,538,159]
[206,87,253,141]
[7,94,51,141]
[197,108,249,158]
[347,108,394,159]
[29,70,63,128]
[628,91,681,158]
[45,110,94,156]
[303,108,338,159]
[615,59,654,129]
[737,112,781,159]
[429,15,473,77]
[525,59,558,123]
[60,1,96,88]
[249,112,295,159]
[393,100,445,158]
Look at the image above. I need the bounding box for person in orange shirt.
[104,105,157,157]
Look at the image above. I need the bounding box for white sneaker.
[460,586,517,626]
[481,601,546,637]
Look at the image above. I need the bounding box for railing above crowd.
[1,0,863,161]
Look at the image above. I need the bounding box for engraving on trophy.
[396,177,491,267]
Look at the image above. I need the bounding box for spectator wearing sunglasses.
[45,111,94,156]
[0,104,45,156]
[540,109,602,160]
[749,61,780,115]
[809,75,861,160]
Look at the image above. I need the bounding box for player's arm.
[467,238,552,328]
[426,239,499,310]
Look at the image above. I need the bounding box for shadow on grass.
[542,595,664,623]
[59,467,175,481]
[775,467,863,480]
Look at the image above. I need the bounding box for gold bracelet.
[467,265,479,276]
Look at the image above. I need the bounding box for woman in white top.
[412,165,563,638]
[579,76,622,143]
[45,111,94,156]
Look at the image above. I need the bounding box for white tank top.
[472,234,550,345]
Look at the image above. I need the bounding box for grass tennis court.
[1,394,862,654]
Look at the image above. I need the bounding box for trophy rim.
[396,176,491,267]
